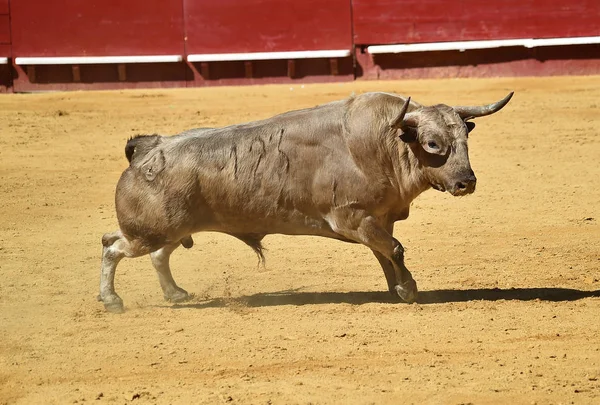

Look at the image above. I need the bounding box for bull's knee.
[390,243,418,303]
[102,244,125,262]
[392,244,405,262]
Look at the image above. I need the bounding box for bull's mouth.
[449,183,476,197]
[449,187,471,197]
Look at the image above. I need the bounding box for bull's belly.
[204,217,338,238]
[189,206,345,240]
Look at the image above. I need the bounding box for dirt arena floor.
[1,76,599,404]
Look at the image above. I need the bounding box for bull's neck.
[389,139,431,204]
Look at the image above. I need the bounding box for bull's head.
[392,92,514,196]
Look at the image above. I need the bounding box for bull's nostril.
[456,182,467,190]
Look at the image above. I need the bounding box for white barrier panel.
[525,36,600,48]
[368,36,600,54]
[187,49,351,62]
[14,55,183,65]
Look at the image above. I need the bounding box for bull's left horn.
[454,91,514,120]
[390,97,413,129]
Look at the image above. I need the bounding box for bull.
[98,91,513,313]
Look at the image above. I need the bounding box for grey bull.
[98,91,514,313]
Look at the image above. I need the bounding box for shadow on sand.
[171,287,600,310]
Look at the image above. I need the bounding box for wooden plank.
[287,60,295,78]
[117,64,126,81]
[184,0,352,54]
[199,62,210,80]
[72,65,81,82]
[11,0,184,57]
[329,58,339,75]
[244,61,253,78]
[353,0,600,45]
[27,66,35,82]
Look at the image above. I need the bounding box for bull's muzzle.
[450,174,477,196]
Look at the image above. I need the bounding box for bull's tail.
[125,134,161,164]
[230,233,266,266]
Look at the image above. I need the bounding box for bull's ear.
[466,121,476,133]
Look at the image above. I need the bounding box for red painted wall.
[0,14,9,45]
[0,0,10,91]
[184,0,353,54]
[0,0,9,52]
[353,0,600,45]
[11,0,184,57]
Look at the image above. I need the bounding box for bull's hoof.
[104,302,125,314]
[100,294,125,313]
[394,279,418,304]
[165,288,190,303]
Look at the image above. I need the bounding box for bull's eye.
[427,141,439,150]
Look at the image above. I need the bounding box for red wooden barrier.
[184,0,352,54]
[3,0,600,90]
[0,0,9,92]
[353,0,600,79]
[353,0,600,45]
[0,15,9,45]
[11,0,184,56]
[11,0,187,91]
[183,0,354,86]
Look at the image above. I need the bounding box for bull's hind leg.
[99,230,150,313]
[150,242,190,303]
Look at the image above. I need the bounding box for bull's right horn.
[453,91,514,120]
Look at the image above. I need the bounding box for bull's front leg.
[327,212,418,303]
[371,249,417,303]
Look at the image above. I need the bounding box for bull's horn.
[453,91,514,120]
[390,97,421,129]
[390,97,413,128]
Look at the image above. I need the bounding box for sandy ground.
[0,76,599,405]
